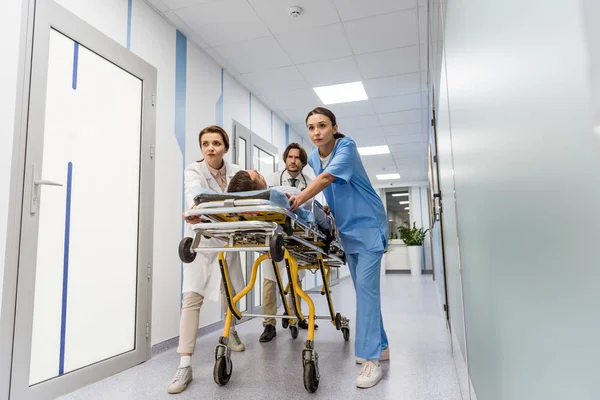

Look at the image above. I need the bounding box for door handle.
[30,164,63,215]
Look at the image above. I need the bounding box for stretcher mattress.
[192,189,333,235]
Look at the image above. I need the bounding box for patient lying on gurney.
[227,170,333,235]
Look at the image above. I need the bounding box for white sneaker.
[356,361,382,389]
[356,347,390,364]
[229,329,246,352]
[167,366,192,394]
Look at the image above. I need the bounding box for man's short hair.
[283,143,308,166]
[227,171,261,193]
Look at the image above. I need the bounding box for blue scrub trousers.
[346,251,389,360]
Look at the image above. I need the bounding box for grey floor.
[60,274,462,400]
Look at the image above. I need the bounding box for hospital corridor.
[1,1,599,400]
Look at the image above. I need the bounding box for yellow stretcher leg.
[287,251,316,342]
[222,253,269,339]
[317,254,337,326]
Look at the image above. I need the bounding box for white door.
[8,1,156,399]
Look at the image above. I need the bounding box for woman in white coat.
[168,125,246,395]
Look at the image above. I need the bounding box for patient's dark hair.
[227,171,261,193]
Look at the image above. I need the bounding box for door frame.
[0,1,157,399]
[232,121,278,315]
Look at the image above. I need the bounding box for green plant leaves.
[397,222,429,246]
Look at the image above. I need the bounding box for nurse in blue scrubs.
[288,107,389,389]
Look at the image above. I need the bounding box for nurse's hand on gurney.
[289,172,335,212]
[183,205,202,224]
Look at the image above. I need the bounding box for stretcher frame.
[178,196,350,393]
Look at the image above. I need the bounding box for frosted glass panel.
[29,29,142,385]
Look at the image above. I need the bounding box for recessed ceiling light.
[313,81,368,105]
[358,145,390,156]
[376,173,400,180]
[399,201,409,205]
[391,193,409,197]
[405,207,410,210]
[388,219,393,222]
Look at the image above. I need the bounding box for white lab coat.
[264,169,313,282]
[182,159,245,302]
[266,169,311,191]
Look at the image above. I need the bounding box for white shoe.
[167,366,192,394]
[356,347,390,364]
[356,361,382,389]
[229,329,246,352]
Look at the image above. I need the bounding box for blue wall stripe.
[126,0,132,50]
[215,68,224,127]
[285,123,289,146]
[72,43,79,90]
[175,30,187,304]
[59,162,73,375]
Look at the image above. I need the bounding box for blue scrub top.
[308,137,388,254]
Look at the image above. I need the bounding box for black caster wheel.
[335,313,342,330]
[178,237,196,263]
[290,325,299,339]
[303,361,319,393]
[213,356,232,386]
[282,312,289,329]
[270,233,285,262]
[342,327,350,342]
[283,217,294,236]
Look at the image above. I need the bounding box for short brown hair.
[227,171,261,193]
[198,125,230,150]
[283,143,308,166]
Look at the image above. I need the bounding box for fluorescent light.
[376,173,400,180]
[313,81,368,105]
[399,201,409,205]
[392,193,409,197]
[358,145,390,156]
[388,219,393,222]
[405,207,410,210]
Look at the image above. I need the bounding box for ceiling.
[146,0,432,186]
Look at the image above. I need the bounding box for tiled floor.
[60,274,462,400]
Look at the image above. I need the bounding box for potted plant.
[398,222,429,275]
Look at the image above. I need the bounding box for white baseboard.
[451,328,478,400]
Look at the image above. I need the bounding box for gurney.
[177,189,351,393]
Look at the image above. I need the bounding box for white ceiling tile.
[145,0,169,12]
[333,0,416,22]
[356,46,420,79]
[175,0,270,47]
[338,114,380,130]
[282,109,310,124]
[345,10,418,54]
[162,0,216,10]
[384,123,424,136]
[296,57,362,87]
[418,7,428,43]
[378,109,422,126]
[371,93,422,114]
[363,73,422,98]
[352,135,388,147]
[361,154,396,168]
[389,141,428,153]
[249,0,340,34]
[385,133,425,145]
[212,36,292,74]
[242,66,310,95]
[266,88,323,112]
[325,100,375,118]
[276,24,353,64]
[204,48,241,76]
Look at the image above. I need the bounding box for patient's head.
[227,170,267,192]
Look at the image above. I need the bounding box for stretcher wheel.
[213,356,232,386]
[270,233,285,262]
[283,217,294,236]
[290,325,299,339]
[335,313,342,330]
[282,311,289,329]
[178,237,196,263]
[342,327,350,342]
[303,361,319,393]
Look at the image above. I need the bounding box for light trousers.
[347,251,389,360]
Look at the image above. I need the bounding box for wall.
[441,0,600,399]
[1,0,297,347]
